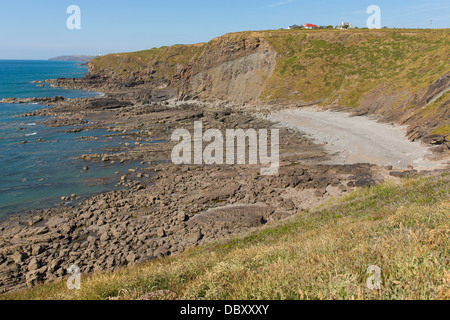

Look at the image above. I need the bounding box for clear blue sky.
[0,0,449,59]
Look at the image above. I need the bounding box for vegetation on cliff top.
[260,29,449,105]
[89,43,205,81]
[4,173,449,300]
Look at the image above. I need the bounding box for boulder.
[157,228,166,238]
[11,251,27,264]
[186,230,203,243]
[26,270,43,288]
[28,258,41,272]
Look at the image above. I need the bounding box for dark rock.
[355,178,376,188]
[422,134,446,145]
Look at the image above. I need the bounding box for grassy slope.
[259,29,449,105]
[89,43,206,80]
[5,173,449,300]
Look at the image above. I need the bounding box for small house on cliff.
[288,23,320,30]
[302,23,320,29]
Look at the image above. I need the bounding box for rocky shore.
[0,84,445,294]
[1,96,65,105]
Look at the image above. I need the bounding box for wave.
[25,132,37,136]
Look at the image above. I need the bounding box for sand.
[267,107,448,171]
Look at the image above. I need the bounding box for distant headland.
[48,55,99,63]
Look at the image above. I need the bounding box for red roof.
[303,24,319,28]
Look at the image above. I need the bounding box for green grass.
[90,43,206,81]
[259,29,449,107]
[433,124,450,138]
[4,173,449,300]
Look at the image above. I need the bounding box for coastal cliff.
[81,29,449,143]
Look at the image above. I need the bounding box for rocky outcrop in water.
[1,96,65,105]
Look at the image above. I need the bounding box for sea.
[0,60,140,217]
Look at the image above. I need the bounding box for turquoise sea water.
[0,60,140,217]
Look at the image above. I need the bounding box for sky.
[0,0,449,59]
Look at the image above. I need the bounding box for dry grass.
[3,173,449,300]
[90,43,206,80]
[260,29,449,106]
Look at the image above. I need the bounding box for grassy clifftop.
[4,173,449,300]
[261,29,448,102]
[89,43,206,83]
[88,29,449,140]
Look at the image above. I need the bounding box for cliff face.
[175,35,277,103]
[87,29,450,142]
[357,72,449,142]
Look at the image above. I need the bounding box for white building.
[336,22,356,30]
